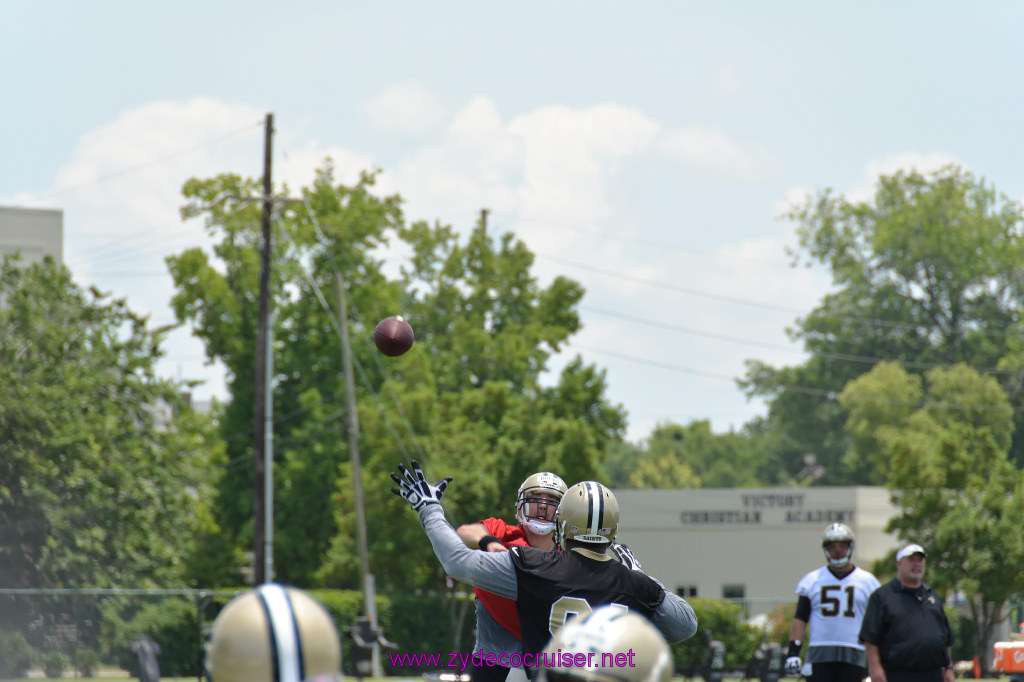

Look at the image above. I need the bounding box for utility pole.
[334,272,382,677]
[253,112,274,585]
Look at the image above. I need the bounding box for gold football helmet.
[537,606,672,682]
[207,583,342,682]
[516,472,569,533]
[555,481,619,548]
[822,522,855,568]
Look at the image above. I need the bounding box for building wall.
[0,206,64,264]
[612,487,899,615]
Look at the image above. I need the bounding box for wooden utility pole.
[334,272,381,676]
[253,112,274,585]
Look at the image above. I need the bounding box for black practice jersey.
[510,545,665,656]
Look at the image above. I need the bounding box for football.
[373,316,415,356]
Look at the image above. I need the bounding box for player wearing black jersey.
[391,461,698,660]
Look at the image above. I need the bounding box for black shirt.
[859,578,953,671]
[510,545,665,656]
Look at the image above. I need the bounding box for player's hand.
[391,460,452,511]
[611,542,644,571]
[785,657,802,676]
[486,542,509,552]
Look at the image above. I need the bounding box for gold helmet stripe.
[256,583,304,682]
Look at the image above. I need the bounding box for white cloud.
[659,126,775,177]
[22,94,817,439]
[359,81,447,135]
[28,97,271,401]
[773,185,814,217]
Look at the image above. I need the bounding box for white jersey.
[795,565,880,662]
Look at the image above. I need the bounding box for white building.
[612,487,900,615]
[0,206,63,264]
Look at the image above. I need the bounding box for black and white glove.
[610,542,644,572]
[391,460,452,511]
[785,657,802,676]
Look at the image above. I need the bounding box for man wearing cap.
[859,544,954,682]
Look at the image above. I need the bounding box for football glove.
[785,657,802,676]
[391,460,452,511]
[610,542,644,571]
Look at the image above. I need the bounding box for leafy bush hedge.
[670,598,762,673]
[0,629,35,678]
[0,589,769,678]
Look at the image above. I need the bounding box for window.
[677,586,698,598]
[722,584,748,617]
[722,584,745,600]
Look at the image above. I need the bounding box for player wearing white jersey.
[785,523,881,682]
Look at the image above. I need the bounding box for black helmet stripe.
[256,583,306,682]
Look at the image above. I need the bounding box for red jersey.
[474,517,529,638]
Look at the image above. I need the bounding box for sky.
[2,2,1022,443]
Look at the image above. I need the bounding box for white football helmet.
[536,606,672,682]
[822,523,855,568]
[555,481,619,548]
[516,472,568,534]
[207,583,342,682]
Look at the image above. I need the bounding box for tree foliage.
[743,165,1024,482]
[168,164,626,590]
[0,258,222,631]
[608,420,765,488]
[839,362,1024,668]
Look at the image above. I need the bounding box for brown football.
[373,316,415,356]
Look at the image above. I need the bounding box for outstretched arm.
[650,589,698,643]
[419,505,518,598]
[391,460,518,599]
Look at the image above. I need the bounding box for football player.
[536,606,674,682]
[785,523,881,682]
[206,582,342,682]
[457,472,569,682]
[392,460,698,667]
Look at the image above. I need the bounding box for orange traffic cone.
[972,655,981,679]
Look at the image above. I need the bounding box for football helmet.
[516,472,568,535]
[537,606,672,682]
[555,481,618,548]
[822,523,855,568]
[207,583,342,682]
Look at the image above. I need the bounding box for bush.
[114,597,203,677]
[0,628,35,678]
[311,588,475,675]
[40,649,66,678]
[948,608,977,662]
[72,646,101,677]
[670,598,762,674]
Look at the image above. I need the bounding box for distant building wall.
[612,486,900,615]
[0,206,64,264]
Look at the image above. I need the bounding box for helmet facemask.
[516,472,567,535]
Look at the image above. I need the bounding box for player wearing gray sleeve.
[392,461,698,657]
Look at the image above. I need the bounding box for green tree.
[839,362,1024,669]
[617,420,764,489]
[168,164,626,590]
[743,165,1024,482]
[0,257,222,632]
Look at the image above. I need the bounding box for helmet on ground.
[516,472,568,533]
[537,606,672,682]
[822,523,855,568]
[207,582,342,682]
[556,481,618,548]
